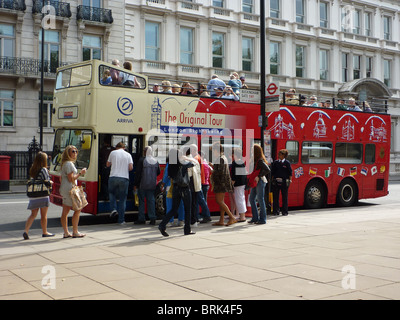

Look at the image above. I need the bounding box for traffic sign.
[265,82,280,111]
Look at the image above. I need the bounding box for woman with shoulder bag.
[59,145,87,238]
[158,148,195,237]
[248,144,270,224]
[23,152,54,240]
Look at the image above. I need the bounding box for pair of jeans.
[159,185,192,234]
[108,177,129,224]
[138,189,156,222]
[249,179,267,223]
[197,190,210,220]
[166,197,184,223]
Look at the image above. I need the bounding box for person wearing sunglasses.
[59,145,87,238]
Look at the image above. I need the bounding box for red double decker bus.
[49,60,390,215]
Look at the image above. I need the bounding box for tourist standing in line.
[134,146,160,225]
[107,142,133,225]
[248,144,270,224]
[210,142,237,227]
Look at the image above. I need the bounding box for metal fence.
[0,151,51,181]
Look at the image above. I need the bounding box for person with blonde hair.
[59,145,87,238]
[23,152,54,240]
[161,80,172,93]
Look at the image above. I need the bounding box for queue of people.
[282,88,374,112]
[23,143,293,240]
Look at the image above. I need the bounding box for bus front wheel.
[337,179,358,207]
[304,180,325,209]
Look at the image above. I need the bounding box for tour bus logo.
[117,97,134,116]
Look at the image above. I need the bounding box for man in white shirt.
[107,142,133,224]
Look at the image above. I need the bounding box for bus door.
[129,135,144,206]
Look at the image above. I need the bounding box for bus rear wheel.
[337,179,358,207]
[304,180,325,209]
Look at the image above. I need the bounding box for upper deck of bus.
[53,59,389,138]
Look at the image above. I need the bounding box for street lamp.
[39,1,47,151]
[260,0,266,150]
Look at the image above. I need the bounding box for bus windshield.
[52,129,93,170]
[56,64,92,89]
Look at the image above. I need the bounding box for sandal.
[72,232,86,238]
[212,222,225,226]
[63,233,72,238]
[226,219,238,226]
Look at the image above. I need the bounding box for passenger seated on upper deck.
[323,100,333,108]
[172,84,181,94]
[306,95,318,107]
[281,88,299,105]
[119,61,141,88]
[161,80,172,93]
[336,99,348,110]
[199,84,210,97]
[100,70,112,85]
[180,82,196,95]
[211,87,224,98]
[364,101,373,113]
[221,85,239,101]
[347,98,362,112]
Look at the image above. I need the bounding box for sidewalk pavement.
[1,200,400,301]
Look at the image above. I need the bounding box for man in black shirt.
[271,149,292,216]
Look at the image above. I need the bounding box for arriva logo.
[117,97,134,116]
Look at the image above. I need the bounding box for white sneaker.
[110,210,118,218]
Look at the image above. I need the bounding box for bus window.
[286,141,299,164]
[99,64,146,89]
[365,144,376,164]
[335,143,363,164]
[148,134,196,164]
[56,65,92,89]
[302,142,332,164]
[52,129,93,170]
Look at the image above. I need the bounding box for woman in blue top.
[228,72,242,94]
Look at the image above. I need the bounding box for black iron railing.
[76,5,113,24]
[0,56,67,77]
[0,0,26,11]
[32,0,71,18]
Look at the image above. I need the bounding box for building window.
[384,59,391,87]
[353,55,361,79]
[213,0,224,7]
[270,0,280,19]
[269,42,280,75]
[180,27,194,65]
[0,90,14,127]
[352,9,361,34]
[242,37,253,71]
[0,24,15,57]
[145,21,160,61]
[243,0,253,13]
[342,53,348,82]
[364,12,371,37]
[366,57,372,78]
[212,32,225,68]
[383,16,391,40]
[296,0,305,24]
[295,45,306,78]
[319,49,329,80]
[39,94,53,129]
[82,35,102,61]
[83,0,101,8]
[39,30,60,73]
[320,2,328,28]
